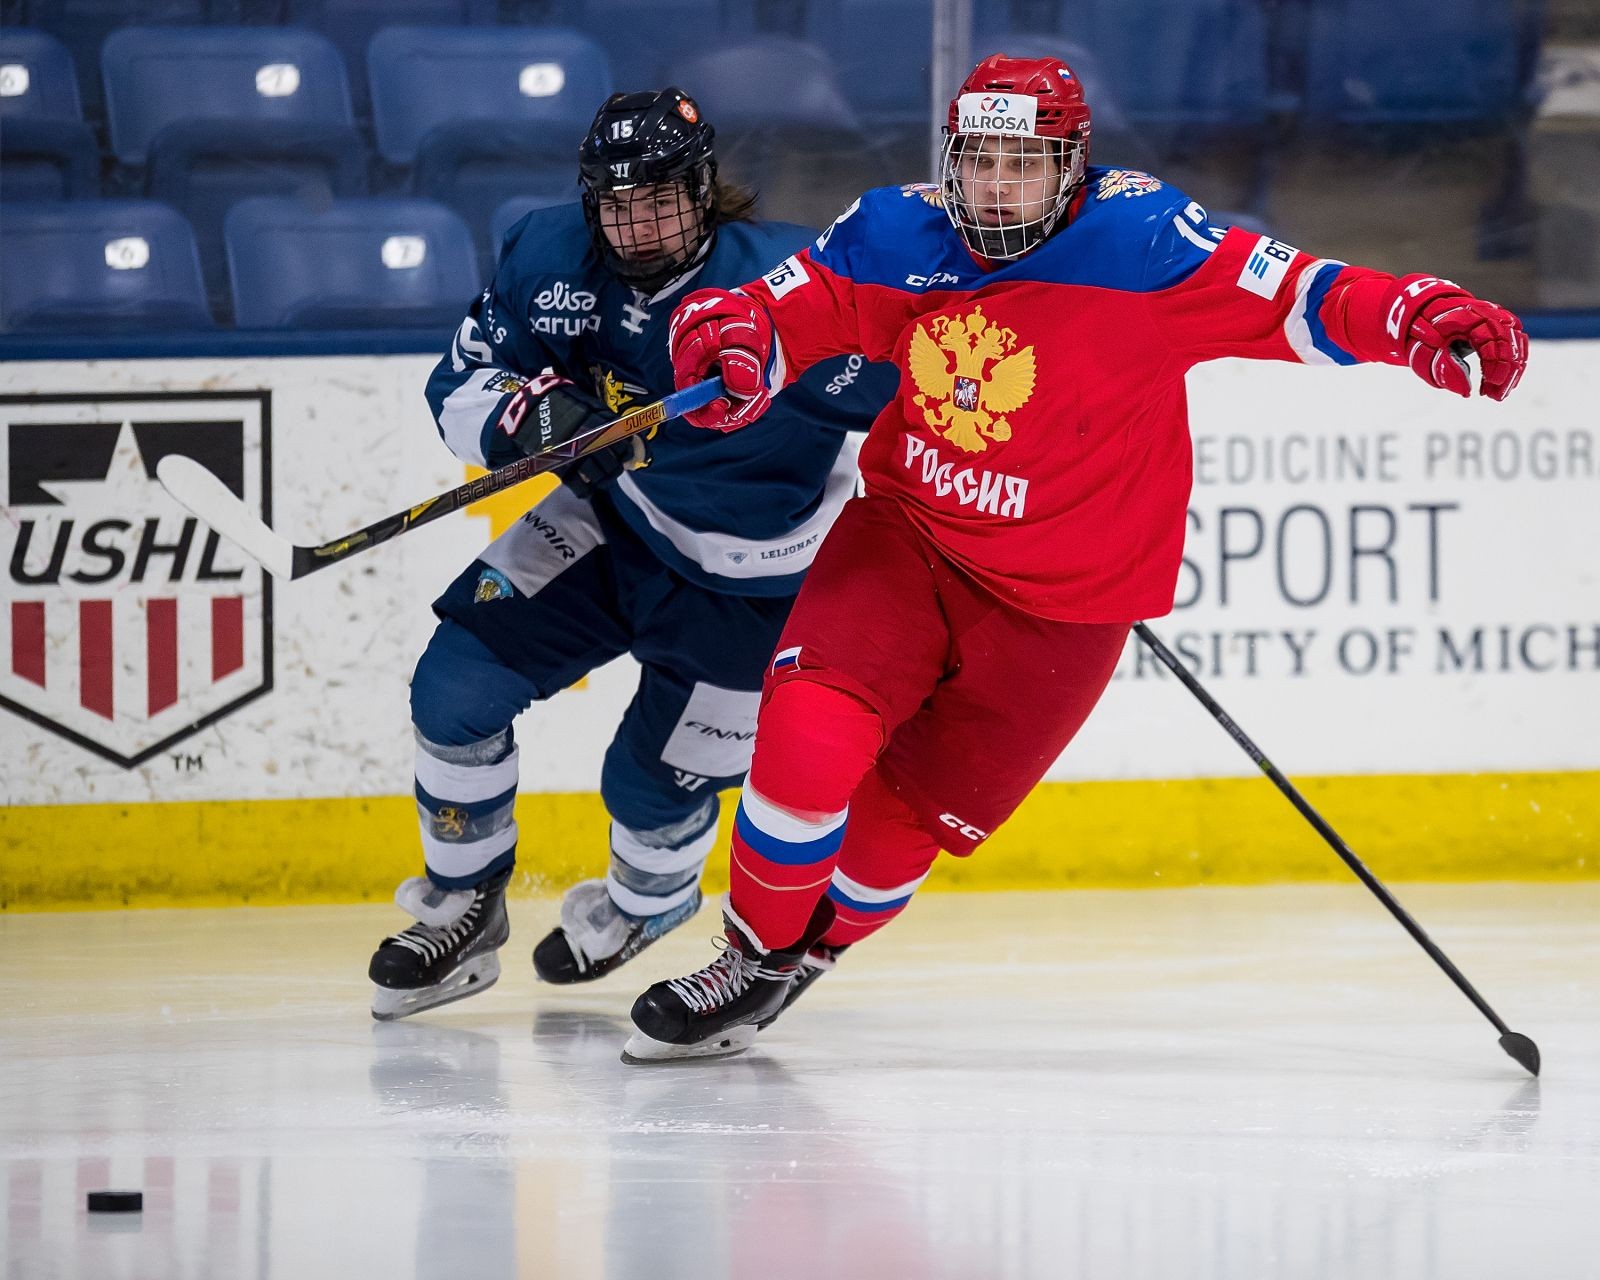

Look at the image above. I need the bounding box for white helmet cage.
[939,128,1087,261]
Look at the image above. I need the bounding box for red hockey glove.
[1385,275,1529,401]
[668,288,777,431]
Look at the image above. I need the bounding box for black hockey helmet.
[579,87,719,292]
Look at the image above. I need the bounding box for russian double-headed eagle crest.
[907,306,1036,453]
[1096,169,1164,200]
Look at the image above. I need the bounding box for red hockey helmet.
[941,54,1093,261]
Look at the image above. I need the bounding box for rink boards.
[2,345,1596,907]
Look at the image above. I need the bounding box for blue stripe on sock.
[415,780,519,823]
[826,884,913,914]
[734,799,846,867]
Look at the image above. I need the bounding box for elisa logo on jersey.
[956,92,1038,136]
[0,392,273,769]
[908,305,1036,454]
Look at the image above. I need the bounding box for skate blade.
[371,953,501,1022]
[619,1023,758,1065]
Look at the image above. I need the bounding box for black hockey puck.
[86,1190,143,1213]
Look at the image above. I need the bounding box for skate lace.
[390,895,482,963]
[664,936,768,1014]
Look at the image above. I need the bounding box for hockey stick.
[1132,622,1541,1077]
[155,378,723,580]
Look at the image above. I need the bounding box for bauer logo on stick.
[0,391,273,769]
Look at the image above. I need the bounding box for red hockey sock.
[728,679,882,949]
[820,766,941,947]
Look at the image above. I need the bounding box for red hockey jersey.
[738,170,1411,622]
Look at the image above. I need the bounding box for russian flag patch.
[771,645,802,674]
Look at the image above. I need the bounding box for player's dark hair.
[712,178,759,225]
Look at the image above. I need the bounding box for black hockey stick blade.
[1132,622,1542,1078]
[157,377,724,580]
[1498,1032,1541,1077]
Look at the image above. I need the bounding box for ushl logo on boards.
[0,392,273,768]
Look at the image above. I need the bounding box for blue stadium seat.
[490,194,578,259]
[101,26,357,166]
[666,36,862,143]
[807,0,930,130]
[577,0,720,86]
[977,0,1269,134]
[367,25,609,166]
[0,29,99,199]
[0,27,83,119]
[0,199,212,332]
[369,25,606,269]
[102,26,368,312]
[20,0,209,118]
[224,195,480,328]
[1303,0,1529,131]
[288,0,500,112]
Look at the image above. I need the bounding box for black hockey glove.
[489,372,650,499]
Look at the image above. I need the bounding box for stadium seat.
[1302,0,1532,132]
[807,0,930,130]
[224,195,480,328]
[101,26,358,166]
[576,0,721,86]
[0,29,99,199]
[19,0,207,118]
[368,25,608,165]
[0,27,82,120]
[0,199,213,332]
[666,36,862,143]
[368,25,606,269]
[101,26,368,312]
[490,193,578,259]
[287,0,500,113]
[977,0,1269,134]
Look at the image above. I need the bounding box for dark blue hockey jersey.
[424,204,897,596]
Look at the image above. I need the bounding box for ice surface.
[2,884,1597,1280]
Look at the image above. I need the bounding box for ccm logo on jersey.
[905,271,963,289]
[939,812,989,841]
[761,255,810,299]
[1236,236,1298,300]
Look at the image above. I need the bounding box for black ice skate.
[756,941,849,1030]
[532,878,702,984]
[369,868,511,1021]
[622,896,834,1063]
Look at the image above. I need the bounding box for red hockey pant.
[730,496,1129,949]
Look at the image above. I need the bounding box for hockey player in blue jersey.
[367,87,896,1019]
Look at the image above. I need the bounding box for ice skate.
[532,878,703,983]
[622,896,832,1063]
[369,868,511,1021]
[756,941,849,1030]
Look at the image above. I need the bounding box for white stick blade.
[156,454,294,579]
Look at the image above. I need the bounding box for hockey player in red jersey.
[622,54,1530,1061]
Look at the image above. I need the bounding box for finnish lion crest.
[907,306,1036,454]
